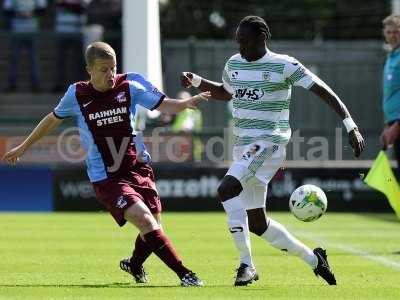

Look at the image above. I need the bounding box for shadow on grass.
[0,282,178,289]
[333,251,400,256]
[0,282,233,289]
[358,213,400,224]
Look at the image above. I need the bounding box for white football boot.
[234,263,259,286]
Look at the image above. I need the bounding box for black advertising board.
[53,167,104,211]
[53,165,390,212]
[267,168,391,212]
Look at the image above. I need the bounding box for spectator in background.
[53,0,88,92]
[171,91,203,132]
[171,91,203,161]
[380,15,400,179]
[3,0,47,92]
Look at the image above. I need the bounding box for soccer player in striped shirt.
[181,15,365,286]
[3,42,209,287]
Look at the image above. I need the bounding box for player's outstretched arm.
[157,91,211,114]
[2,112,63,165]
[309,81,365,157]
[180,72,232,101]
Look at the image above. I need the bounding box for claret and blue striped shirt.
[53,73,164,182]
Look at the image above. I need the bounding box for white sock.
[222,196,254,268]
[261,219,317,268]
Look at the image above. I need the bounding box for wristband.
[343,117,357,133]
[190,73,202,88]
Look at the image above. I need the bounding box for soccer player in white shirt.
[181,15,365,286]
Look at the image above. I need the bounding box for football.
[289,184,328,222]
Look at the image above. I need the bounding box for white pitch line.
[294,231,400,271]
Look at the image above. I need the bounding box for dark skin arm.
[180,72,232,101]
[309,82,365,157]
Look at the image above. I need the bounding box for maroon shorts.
[92,163,161,227]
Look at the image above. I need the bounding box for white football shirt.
[222,50,317,148]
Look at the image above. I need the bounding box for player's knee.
[248,219,268,236]
[136,212,159,232]
[124,203,159,233]
[217,175,243,202]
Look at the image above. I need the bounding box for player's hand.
[180,72,194,88]
[381,122,400,147]
[380,126,389,148]
[2,144,26,165]
[348,128,365,157]
[186,91,211,109]
[133,134,152,164]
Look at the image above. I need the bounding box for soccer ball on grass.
[289,184,327,222]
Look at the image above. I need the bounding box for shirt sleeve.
[284,57,316,89]
[53,84,79,119]
[222,61,235,94]
[127,73,165,111]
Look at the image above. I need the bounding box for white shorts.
[226,141,286,210]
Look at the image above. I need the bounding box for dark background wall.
[0,165,389,212]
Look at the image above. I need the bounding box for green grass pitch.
[0,212,400,299]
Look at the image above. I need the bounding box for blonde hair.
[383,15,400,27]
[85,42,116,66]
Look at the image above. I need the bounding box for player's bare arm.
[2,112,63,164]
[309,81,365,157]
[180,72,232,101]
[157,91,211,114]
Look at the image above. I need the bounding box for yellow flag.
[364,151,400,218]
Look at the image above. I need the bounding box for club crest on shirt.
[116,195,127,209]
[262,71,271,81]
[230,71,239,80]
[115,91,127,103]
